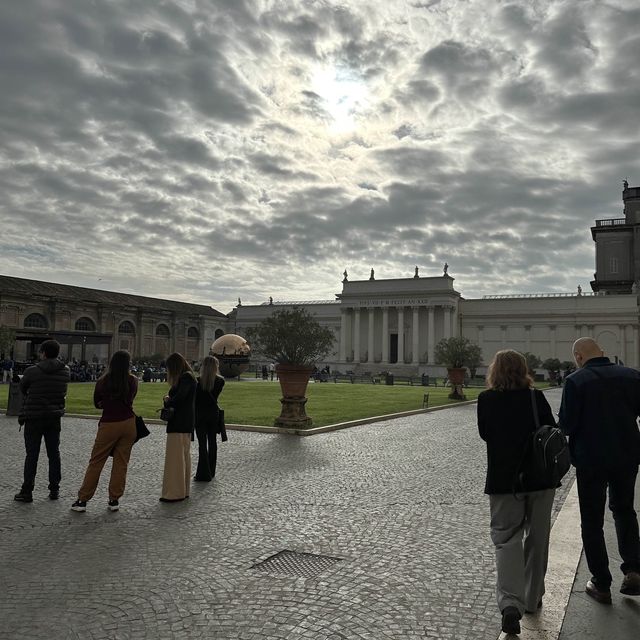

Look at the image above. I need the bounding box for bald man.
[558,337,640,603]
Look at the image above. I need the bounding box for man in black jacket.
[14,340,70,503]
[559,337,640,603]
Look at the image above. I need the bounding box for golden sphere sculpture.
[211,334,251,378]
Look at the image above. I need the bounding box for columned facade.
[334,274,461,369]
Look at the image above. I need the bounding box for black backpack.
[515,389,571,492]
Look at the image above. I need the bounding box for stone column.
[443,306,452,339]
[550,325,556,358]
[339,308,348,362]
[381,307,389,364]
[354,308,361,363]
[412,306,420,364]
[634,325,639,368]
[501,325,507,347]
[525,325,531,353]
[620,324,627,364]
[397,307,405,364]
[427,306,435,363]
[368,308,375,362]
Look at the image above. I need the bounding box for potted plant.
[434,337,482,400]
[246,307,335,428]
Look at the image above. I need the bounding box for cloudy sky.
[1,0,639,313]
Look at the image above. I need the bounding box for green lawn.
[0,380,488,427]
[1,380,553,427]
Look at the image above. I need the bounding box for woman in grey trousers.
[477,350,557,636]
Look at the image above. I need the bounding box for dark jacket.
[558,357,640,469]
[19,358,70,419]
[164,372,197,435]
[195,376,225,431]
[478,387,556,494]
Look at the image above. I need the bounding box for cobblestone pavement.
[0,390,570,640]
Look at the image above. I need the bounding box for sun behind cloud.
[310,64,369,133]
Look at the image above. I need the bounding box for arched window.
[187,327,199,338]
[118,321,135,334]
[24,313,48,329]
[214,328,224,340]
[75,317,96,332]
[156,324,170,337]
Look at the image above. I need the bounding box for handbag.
[134,414,150,442]
[158,406,175,422]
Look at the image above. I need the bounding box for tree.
[522,352,542,375]
[246,307,335,366]
[434,337,482,369]
[560,360,575,371]
[0,325,16,358]
[542,357,562,373]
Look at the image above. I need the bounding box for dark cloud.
[0,0,638,308]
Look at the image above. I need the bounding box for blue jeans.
[576,464,640,587]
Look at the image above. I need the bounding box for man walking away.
[14,340,70,503]
[558,337,640,603]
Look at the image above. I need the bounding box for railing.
[595,218,627,227]
[483,292,596,299]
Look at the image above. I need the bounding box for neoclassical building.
[3,184,639,371]
[0,276,227,363]
[233,183,640,372]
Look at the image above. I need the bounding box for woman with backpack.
[477,349,557,636]
[72,350,138,513]
[193,355,225,482]
[160,353,197,502]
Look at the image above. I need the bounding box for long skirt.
[161,433,191,500]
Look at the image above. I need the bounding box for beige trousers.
[161,433,191,500]
[78,418,137,501]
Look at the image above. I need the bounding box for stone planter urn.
[274,364,314,428]
[447,367,467,401]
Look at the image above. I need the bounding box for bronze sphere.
[211,334,251,378]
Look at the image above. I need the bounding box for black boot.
[501,606,521,635]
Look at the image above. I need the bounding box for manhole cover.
[252,550,342,578]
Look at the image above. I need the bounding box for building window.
[610,257,619,274]
[187,327,199,338]
[119,321,135,335]
[75,317,96,332]
[214,329,224,340]
[156,323,170,337]
[24,313,48,329]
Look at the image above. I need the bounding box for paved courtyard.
[0,390,570,640]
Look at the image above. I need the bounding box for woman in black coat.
[194,356,225,481]
[160,352,197,502]
[477,349,557,636]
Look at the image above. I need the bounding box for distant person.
[559,338,640,603]
[160,353,197,502]
[477,350,557,636]
[14,340,70,503]
[193,356,225,482]
[261,364,268,380]
[71,350,138,513]
[2,357,13,383]
[269,362,275,381]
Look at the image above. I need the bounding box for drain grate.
[252,549,342,578]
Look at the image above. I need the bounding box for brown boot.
[586,580,612,604]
